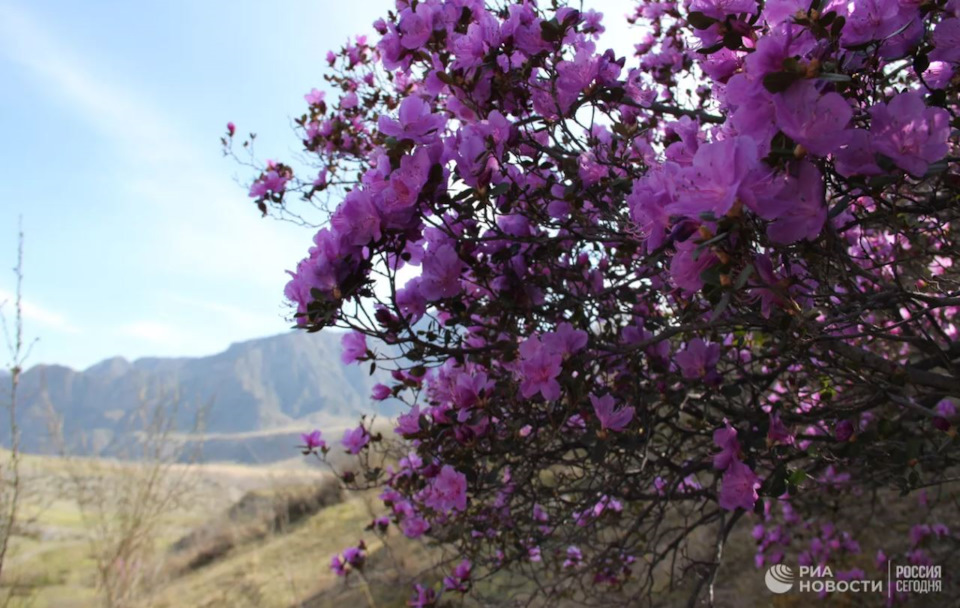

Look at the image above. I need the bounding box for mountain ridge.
[2,331,397,462]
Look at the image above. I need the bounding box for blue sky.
[0,0,635,370]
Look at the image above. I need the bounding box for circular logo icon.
[765,564,794,594]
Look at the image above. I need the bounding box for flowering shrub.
[226,0,960,603]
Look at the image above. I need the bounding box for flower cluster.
[232,0,960,602]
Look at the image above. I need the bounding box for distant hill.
[2,331,399,462]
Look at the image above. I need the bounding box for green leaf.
[696,41,726,55]
[762,71,801,93]
[734,264,755,290]
[818,72,851,83]
[539,18,563,42]
[913,52,930,75]
[687,11,717,30]
[830,16,846,38]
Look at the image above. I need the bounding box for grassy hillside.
[1,450,957,608]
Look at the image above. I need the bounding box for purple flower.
[667,136,759,219]
[930,18,960,63]
[330,554,346,577]
[300,429,326,452]
[395,404,422,437]
[718,460,761,511]
[424,465,468,513]
[713,420,741,470]
[343,545,365,567]
[773,81,852,157]
[554,48,599,114]
[402,515,430,538]
[398,5,434,50]
[841,0,914,47]
[452,559,471,580]
[396,277,427,324]
[443,559,472,592]
[563,545,583,569]
[676,338,721,380]
[936,399,957,418]
[340,91,359,109]
[542,322,589,356]
[835,129,883,177]
[670,238,719,293]
[330,190,382,247]
[518,335,563,401]
[419,244,463,301]
[371,384,391,401]
[869,91,951,177]
[342,425,370,454]
[627,164,679,252]
[248,169,289,199]
[408,584,438,607]
[304,88,325,106]
[690,0,758,20]
[835,420,855,443]
[767,412,794,445]
[924,61,956,90]
[340,331,368,365]
[590,393,635,432]
[528,546,542,562]
[378,96,447,144]
[761,161,827,245]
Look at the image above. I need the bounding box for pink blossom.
[718,460,761,511]
[869,91,951,177]
[395,404,422,436]
[425,465,468,513]
[304,88,325,106]
[590,393,635,432]
[300,429,326,452]
[371,384,391,401]
[676,338,721,380]
[713,420,741,470]
[419,244,463,301]
[542,322,589,357]
[342,425,370,454]
[666,136,759,219]
[772,81,852,157]
[518,336,563,401]
[378,96,447,143]
[340,331,368,364]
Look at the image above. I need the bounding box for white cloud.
[0,2,310,355]
[0,289,81,334]
[162,292,291,329]
[0,2,191,163]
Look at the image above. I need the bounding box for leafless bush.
[49,393,207,607]
[0,223,37,607]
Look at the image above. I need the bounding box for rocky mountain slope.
[2,331,397,462]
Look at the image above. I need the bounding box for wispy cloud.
[0,2,191,163]
[162,293,291,329]
[0,289,81,334]
[0,2,307,345]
